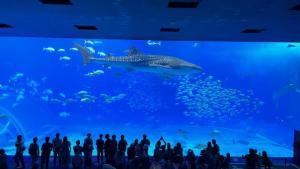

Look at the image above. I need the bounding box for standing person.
[96,134,104,165]
[110,135,118,166]
[41,137,52,169]
[52,133,62,168]
[61,136,71,168]
[29,137,40,168]
[104,134,111,164]
[140,134,150,156]
[261,151,272,169]
[15,135,26,169]
[118,135,127,154]
[83,133,94,168]
[0,149,8,169]
[73,140,83,169]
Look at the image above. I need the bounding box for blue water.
[0,37,299,157]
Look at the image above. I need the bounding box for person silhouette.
[41,137,52,169]
[73,140,83,169]
[140,134,150,157]
[61,136,71,168]
[14,135,25,169]
[83,133,94,168]
[52,133,62,168]
[262,151,272,169]
[96,134,104,165]
[110,135,118,166]
[0,149,8,169]
[104,134,112,164]
[118,135,127,154]
[29,137,40,168]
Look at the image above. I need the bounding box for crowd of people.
[0,133,273,169]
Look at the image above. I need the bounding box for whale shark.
[75,44,202,75]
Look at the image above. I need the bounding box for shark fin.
[128,47,140,56]
[74,43,94,65]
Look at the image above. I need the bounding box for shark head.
[168,58,203,74]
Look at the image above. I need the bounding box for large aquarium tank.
[0,37,299,157]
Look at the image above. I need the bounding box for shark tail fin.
[74,43,94,65]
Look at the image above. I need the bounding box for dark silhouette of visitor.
[212,139,220,155]
[165,143,173,161]
[104,134,112,164]
[118,135,128,154]
[244,148,260,169]
[29,137,40,168]
[61,136,71,168]
[0,149,8,169]
[140,134,150,156]
[110,134,118,166]
[52,133,62,168]
[262,150,272,169]
[96,134,104,165]
[186,149,196,169]
[15,135,25,169]
[114,149,126,169]
[83,133,94,168]
[41,137,52,169]
[222,153,231,169]
[173,142,183,164]
[127,141,136,161]
[73,140,83,169]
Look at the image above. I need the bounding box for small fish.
[236,140,250,145]
[50,98,62,104]
[69,47,79,51]
[210,129,220,136]
[146,40,161,46]
[97,51,107,57]
[287,44,296,48]
[57,48,66,52]
[41,76,47,83]
[59,56,71,61]
[16,94,24,102]
[59,111,70,117]
[86,47,95,54]
[59,93,66,98]
[85,70,104,77]
[43,47,55,52]
[93,40,103,44]
[192,42,199,47]
[84,40,94,45]
[80,97,94,103]
[40,96,49,102]
[43,89,53,95]
[77,90,89,95]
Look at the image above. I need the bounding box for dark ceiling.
[0,0,300,42]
